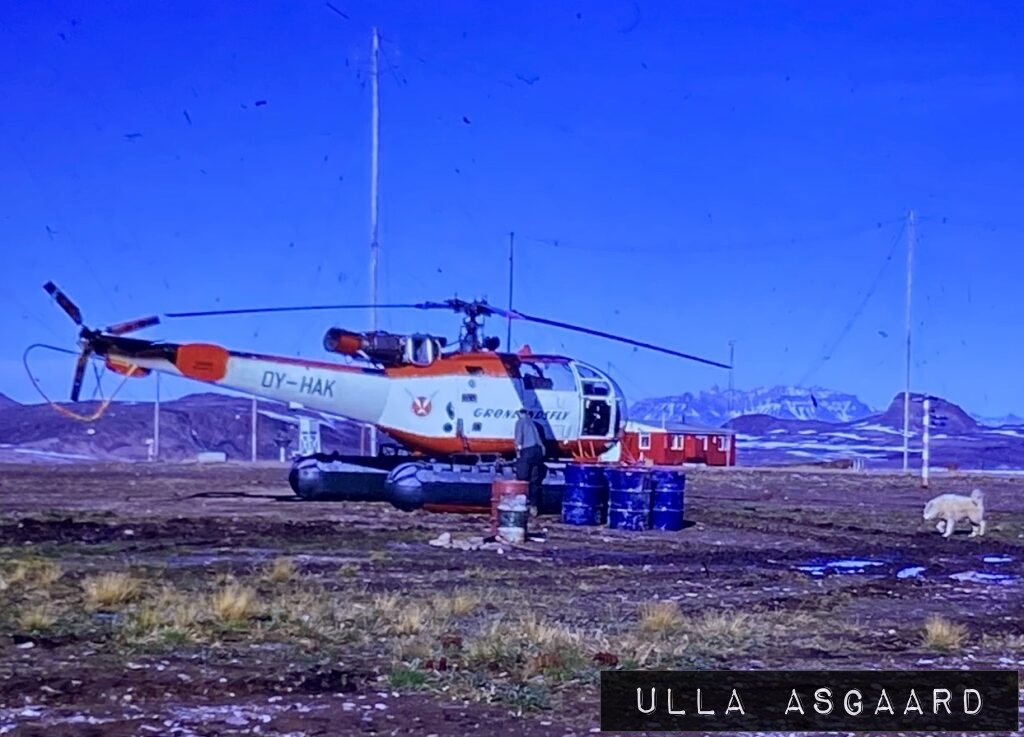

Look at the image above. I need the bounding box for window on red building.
[638,432,651,450]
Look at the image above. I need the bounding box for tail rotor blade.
[43,281,84,326]
[70,349,91,402]
[105,315,160,335]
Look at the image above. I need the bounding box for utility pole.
[902,209,915,472]
[153,373,160,461]
[369,27,381,334]
[506,231,515,350]
[727,340,735,417]
[251,396,257,462]
[367,27,382,457]
[921,395,931,488]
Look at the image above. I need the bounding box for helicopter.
[42,281,730,512]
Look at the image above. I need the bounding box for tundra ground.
[1,463,1022,736]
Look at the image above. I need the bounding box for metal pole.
[506,231,514,349]
[367,27,381,459]
[922,396,930,488]
[251,396,257,462]
[369,27,381,333]
[902,209,914,472]
[153,372,160,461]
[727,340,735,416]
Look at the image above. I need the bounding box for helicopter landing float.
[41,283,730,513]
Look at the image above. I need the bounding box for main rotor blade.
[43,282,84,326]
[507,310,731,369]
[70,349,90,402]
[106,315,160,335]
[165,303,432,318]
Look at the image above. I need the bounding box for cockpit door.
[573,364,615,439]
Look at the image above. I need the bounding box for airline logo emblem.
[407,389,439,417]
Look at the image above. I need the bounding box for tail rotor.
[43,281,160,402]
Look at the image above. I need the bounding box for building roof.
[625,420,735,436]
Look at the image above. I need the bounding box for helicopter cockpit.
[572,362,626,439]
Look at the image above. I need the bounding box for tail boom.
[94,335,389,422]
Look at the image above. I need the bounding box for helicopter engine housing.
[323,328,447,366]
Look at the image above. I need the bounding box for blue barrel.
[606,468,651,531]
[561,464,608,526]
[650,469,686,531]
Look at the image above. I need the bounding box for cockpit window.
[520,359,576,391]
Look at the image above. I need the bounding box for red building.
[616,421,736,466]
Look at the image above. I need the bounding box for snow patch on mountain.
[629,385,876,427]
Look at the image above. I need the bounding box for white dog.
[923,489,986,538]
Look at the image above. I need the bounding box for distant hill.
[0,392,365,463]
[629,385,875,426]
[875,393,978,434]
[725,391,1024,470]
[971,412,1024,427]
[0,393,20,410]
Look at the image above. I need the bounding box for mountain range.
[2,386,1024,469]
[0,392,364,463]
[628,385,1022,429]
[629,385,875,426]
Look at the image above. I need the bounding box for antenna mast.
[506,231,514,349]
[369,27,381,333]
[251,396,258,462]
[727,340,735,416]
[902,209,914,472]
[367,27,381,457]
[153,373,160,460]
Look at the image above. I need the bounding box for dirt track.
[1,462,1022,736]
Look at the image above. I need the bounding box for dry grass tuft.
[687,610,754,642]
[465,613,585,678]
[266,556,297,583]
[9,558,62,588]
[638,601,683,633]
[450,590,481,616]
[83,572,142,608]
[371,592,402,618]
[171,601,203,630]
[133,606,163,633]
[431,589,481,618]
[393,603,426,636]
[19,604,57,631]
[922,615,966,652]
[211,584,258,622]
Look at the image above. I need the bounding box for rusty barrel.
[650,469,686,531]
[562,462,608,526]
[491,478,529,540]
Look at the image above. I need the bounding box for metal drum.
[606,467,651,531]
[650,469,686,531]
[561,463,608,526]
[492,478,529,542]
[491,478,528,536]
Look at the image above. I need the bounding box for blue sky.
[1,1,1022,416]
